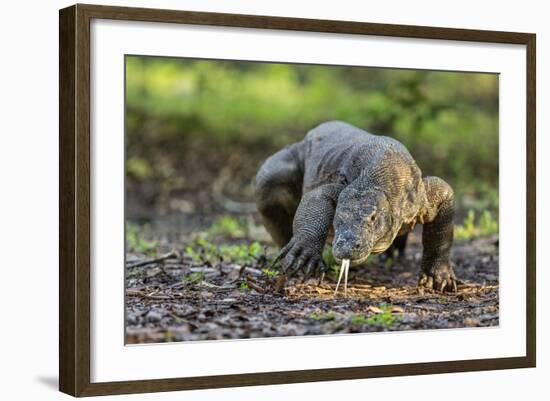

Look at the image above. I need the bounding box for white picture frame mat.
[90,18,526,383]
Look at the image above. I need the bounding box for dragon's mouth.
[333,252,371,296]
[334,251,371,267]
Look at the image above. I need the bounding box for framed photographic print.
[59,3,536,397]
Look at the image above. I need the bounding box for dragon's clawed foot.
[418,262,458,293]
[273,237,327,280]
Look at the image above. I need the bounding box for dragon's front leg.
[418,176,457,292]
[274,183,343,279]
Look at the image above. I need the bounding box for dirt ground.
[125,231,499,344]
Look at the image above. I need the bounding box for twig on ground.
[245,275,265,293]
[126,289,185,300]
[126,250,179,269]
[199,281,236,290]
[189,267,221,275]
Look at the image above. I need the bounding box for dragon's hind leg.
[255,146,302,247]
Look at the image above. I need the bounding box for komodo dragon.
[255,121,456,294]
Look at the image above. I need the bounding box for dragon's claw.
[418,262,457,293]
[275,237,325,279]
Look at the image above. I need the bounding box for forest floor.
[125,230,499,344]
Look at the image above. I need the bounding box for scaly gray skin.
[255,121,457,292]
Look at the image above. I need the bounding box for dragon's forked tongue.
[334,259,350,297]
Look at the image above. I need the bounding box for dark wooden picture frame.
[59,3,536,397]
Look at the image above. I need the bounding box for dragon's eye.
[368,214,376,222]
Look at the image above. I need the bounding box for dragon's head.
[332,183,398,266]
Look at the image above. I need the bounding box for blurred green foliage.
[207,216,248,238]
[126,55,498,218]
[126,222,158,256]
[184,238,263,264]
[454,209,498,241]
[183,271,205,284]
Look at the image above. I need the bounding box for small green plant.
[185,245,201,262]
[454,209,498,240]
[329,263,341,280]
[351,304,402,328]
[208,216,247,238]
[322,246,337,267]
[262,268,278,277]
[323,247,345,280]
[239,282,250,293]
[126,223,158,256]
[350,315,370,325]
[183,271,205,284]
[310,311,336,321]
[364,312,398,327]
[248,241,263,258]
